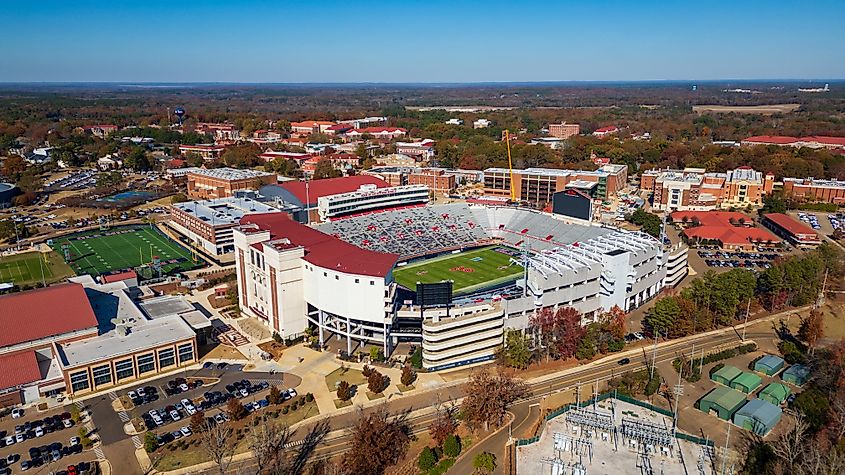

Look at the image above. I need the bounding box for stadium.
[235,203,689,371]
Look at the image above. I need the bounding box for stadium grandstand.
[236,203,689,371]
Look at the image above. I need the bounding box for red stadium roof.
[102,270,138,284]
[743,136,799,145]
[278,175,390,205]
[0,351,41,390]
[763,213,819,238]
[0,283,98,348]
[240,213,398,277]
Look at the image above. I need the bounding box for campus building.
[781,177,845,204]
[741,135,845,151]
[761,213,822,248]
[235,203,688,371]
[178,144,226,160]
[670,211,780,250]
[0,278,203,406]
[547,122,581,139]
[187,168,277,200]
[169,195,282,256]
[407,169,456,196]
[483,165,628,206]
[194,123,240,142]
[641,167,774,212]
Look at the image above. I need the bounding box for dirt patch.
[692,104,801,115]
[201,344,247,361]
[206,294,231,309]
[257,341,286,360]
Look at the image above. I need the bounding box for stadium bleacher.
[315,203,612,259]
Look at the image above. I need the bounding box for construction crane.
[504,129,516,201]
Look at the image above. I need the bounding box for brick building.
[484,164,628,206]
[548,122,581,139]
[187,168,276,200]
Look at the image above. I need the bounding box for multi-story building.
[0,278,202,406]
[169,196,282,256]
[194,123,240,142]
[642,166,773,212]
[258,175,394,223]
[187,168,276,200]
[344,127,407,140]
[473,119,492,129]
[317,184,430,221]
[78,124,119,139]
[782,177,845,204]
[741,135,845,151]
[290,121,336,136]
[407,169,456,196]
[484,165,628,206]
[548,122,581,139]
[762,213,822,248]
[179,144,226,160]
[593,126,619,137]
[396,140,436,160]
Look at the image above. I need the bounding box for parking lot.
[696,247,782,269]
[0,405,96,474]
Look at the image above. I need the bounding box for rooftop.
[188,167,273,181]
[276,175,390,205]
[763,213,819,237]
[735,398,781,427]
[702,386,747,410]
[0,283,99,348]
[240,213,398,277]
[173,196,281,226]
[0,351,41,390]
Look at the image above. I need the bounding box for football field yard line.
[393,246,523,294]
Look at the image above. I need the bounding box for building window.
[137,353,155,375]
[92,364,112,387]
[158,348,176,369]
[370,281,375,285]
[355,278,360,283]
[335,275,339,280]
[115,359,134,381]
[70,371,90,393]
[178,343,195,363]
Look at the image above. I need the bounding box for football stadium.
[49,225,204,278]
[235,203,689,371]
[0,250,75,288]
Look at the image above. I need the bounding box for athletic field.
[49,225,202,277]
[392,246,523,295]
[0,251,75,287]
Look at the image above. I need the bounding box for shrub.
[272,331,283,344]
[143,432,158,453]
[362,365,374,377]
[305,393,314,402]
[369,346,384,362]
[400,365,416,387]
[473,452,496,474]
[368,370,387,394]
[644,371,660,396]
[337,380,353,401]
[282,406,289,415]
[418,446,438,471]
[443,434,461,457]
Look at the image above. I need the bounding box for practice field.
[393,246,523,295]
[0,251,75,287]
[49,225,203,277]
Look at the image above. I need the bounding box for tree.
[313,159,342,180]
[1,155,27,180]
[529,306,584,360]
[644,296,681,334]
[227,397,248,421]
[248,416,290,474]
[369,346,384,362]
[418,446,438,471]
[461,369,529,430]
[124,146,152,171]
[268,385,282,405]
[368,370,387,394]
[336,380,353,402]
[443,434,461,457]
[429,407,457,447]
[798,309,824,355]
[143,431,158,453]
[198,419,235,475]
[0,220,29,243]
[170,193,188,204]
[400,365,416,387]
[473,452,496,474]
[190,411,206,433]
[502,329,532,369]
[793,389,830,432]
[627,208,662,238]
[341,406,411,475]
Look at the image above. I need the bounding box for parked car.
[11,409,23,419]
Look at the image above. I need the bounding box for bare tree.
[199,419,235,475]
[248,415,291,475]
[771,415,807,474]
[341,405,411,475]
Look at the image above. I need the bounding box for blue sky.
[1,0,843,83]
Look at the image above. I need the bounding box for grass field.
[0,251,75,287]
[49,225,202,277]
[393,246,523,295]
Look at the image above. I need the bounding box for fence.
[514,392,713,447]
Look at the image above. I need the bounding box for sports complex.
[48,224,203,278]
[0,250,75,288]
[235,202,690,371]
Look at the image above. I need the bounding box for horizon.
[2,1,843,83]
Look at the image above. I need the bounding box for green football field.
[49,225,203,277]
[0,251,75,287]
[392,246,524,296]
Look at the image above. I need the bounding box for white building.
[446,118,463,125]
[473,118,492,129]
[317,184,430,221]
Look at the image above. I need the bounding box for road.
[194,325,773,474]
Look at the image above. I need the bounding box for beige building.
[548,122,581,139]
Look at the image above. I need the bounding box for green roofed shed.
[758,383,790,406]
[754,355,785,376]
[699,387,747,420]
[731,371,763,394]
[711,365,742,386]
[782,364,811,387]
[733,399,782,436]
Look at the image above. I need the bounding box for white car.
[239,388,249,398]
[70,436,80,446]
[136,387,146,397]
[3,436,14,446]
[179,383,189,392]
[152,414,163,426]
[287,388,297,398]
[11,408,23,419]
[15,433,25,443]
[128,391,137,400]
[185,405,197,416]
[169,410,181,421]
[62,419,73,429]
[180,426,192,437]
[34,427,44,438]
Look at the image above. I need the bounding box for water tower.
[174,107,186,125]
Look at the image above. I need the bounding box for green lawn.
[49,225,203,277]
[392,246,523,296]
[0,251,75,287]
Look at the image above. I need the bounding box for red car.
[67,466,79,475]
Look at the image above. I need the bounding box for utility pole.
[650,328,659,379]
[741,297,751,341]
[720,424,732,475]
